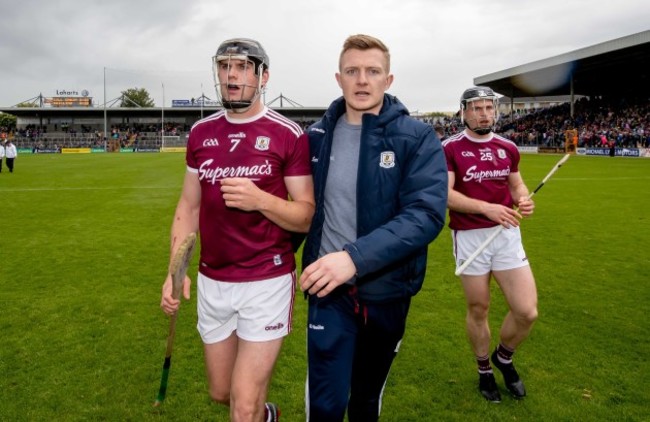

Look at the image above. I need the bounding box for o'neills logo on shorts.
[265,322,285,331]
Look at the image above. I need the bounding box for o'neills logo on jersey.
[198,159,272,185]
[463,165,510,183]
[228,132,246,139]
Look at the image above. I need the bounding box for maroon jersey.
[442,131,520,230]
[186,107,311,281]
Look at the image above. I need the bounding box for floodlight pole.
[161,83,165,146]
[570,77,575,118]
[103,67,107,151]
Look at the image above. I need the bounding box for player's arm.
[161,171,201,315]
[275,174,315,232]
[447,171,522,227]
[508,171,534,217]
[447,171,496,214]
[170,171,201,257]
[220,175,315,233]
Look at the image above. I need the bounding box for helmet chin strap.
[462,116,493,135]
[470,125,493,135]
[221,97,257,113]
[216,62,265,114]
[218,83,263,113]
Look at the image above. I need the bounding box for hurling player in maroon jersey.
[160,38,314,422]
[442,87,537,403]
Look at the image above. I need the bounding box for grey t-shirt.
[319,115,361,264]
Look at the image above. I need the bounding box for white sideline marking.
[552,176,650,181]
[0,186,177,192]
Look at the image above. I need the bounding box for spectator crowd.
[2,96,649,151]
[433,96,649,149]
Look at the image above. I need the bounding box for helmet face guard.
[460,86,499,135]
[212,38,269,112]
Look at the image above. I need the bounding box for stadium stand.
[1,30,647,153]
[431,97,649,150]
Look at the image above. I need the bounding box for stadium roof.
[1,31,647,121]
[475,30,650,99]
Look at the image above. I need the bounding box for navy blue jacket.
[302,94,448,303]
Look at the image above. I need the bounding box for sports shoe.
[265,402,281,422]
[491,349,526,398]
[478,373,501,403]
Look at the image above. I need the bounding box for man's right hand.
[483,203,522,228]
[299,251,357,298]
[160,274,191,315]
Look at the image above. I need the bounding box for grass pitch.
[0,152,648,421]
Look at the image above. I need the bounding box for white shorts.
[452,226,530,276]
[196,272,295,344]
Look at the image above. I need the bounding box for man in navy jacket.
[299,34,448,421]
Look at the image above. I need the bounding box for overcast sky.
[0,0,647,112]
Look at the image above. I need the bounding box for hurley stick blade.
[169,232,198,300]
[153,232,197,407]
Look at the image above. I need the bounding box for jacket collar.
[322,94,409,129]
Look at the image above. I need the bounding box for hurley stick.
[153,232,197,407]
[455,154,570,276]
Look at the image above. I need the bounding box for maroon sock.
[496,343,515,364]
[477,354,493,374]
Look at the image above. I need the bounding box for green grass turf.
[0,152,648,421]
